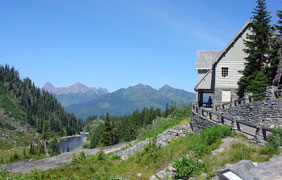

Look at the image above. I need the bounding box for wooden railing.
[192,88,282,142]
[192,108,273,142]
[214,91,270,110]
[191,89,280,142]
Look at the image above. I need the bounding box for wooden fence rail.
[192,107,273,142]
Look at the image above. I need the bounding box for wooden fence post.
[230,120,235,132]
[220,113,224,124]
[262,129,267,141]
[255,127,261,143]
[236,121,241,131]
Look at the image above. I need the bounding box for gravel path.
[5,141,132,174]
[212,137,257,155]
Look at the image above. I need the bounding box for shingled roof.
[195,51,222,69]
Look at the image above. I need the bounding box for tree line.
[238,0,282,97]
[0,64,84,136]
[86,103,191,148]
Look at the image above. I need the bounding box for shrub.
[97,151,107,161]
[201,125,230,145]
[190,125,230,157]
[78,151,86,160]
[27,169,44,180]
[262,127,282,154]
[9,152,20,162]
[229,143,253,163]
[173,155,206,179]
[136,140,162,165]
[111,155,121,160]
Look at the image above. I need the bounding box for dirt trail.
[5,142,132,174]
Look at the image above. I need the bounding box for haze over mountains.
[43,82,195,119]
[42,82,109,107]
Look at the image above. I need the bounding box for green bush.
[190,125,230,157]
[136,140,162,165]
[137,116,183,141]
[111,155,121,160]
[201,125,230,145]
[263,127,282,154]
[0,122,16,130]
[70,151,86,164]
[229,143,253,163]
[9,152,20,162]
[173,155,206,179]
[97,151,108,161]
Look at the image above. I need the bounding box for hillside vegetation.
[85,103,191,148]
[0,64,84,163]
[66,84,195,118]
[2,125,280,180]
[0,64,83,136]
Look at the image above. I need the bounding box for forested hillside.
[85,103,191,148]
[0,64,83,136]
[66,84,195,118]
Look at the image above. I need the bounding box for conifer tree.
[101,112,112,146]
[238,0,272,97]
[275,10,282,35]
[271,10,282,87]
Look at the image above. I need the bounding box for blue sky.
[0,0,281,92]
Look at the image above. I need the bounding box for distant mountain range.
[48,83,195,119]
[42,82,109,107]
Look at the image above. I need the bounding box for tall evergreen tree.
[275,10,282,35]
[271,10,282,87]
[238,0,272,97]
[101,112,112,146]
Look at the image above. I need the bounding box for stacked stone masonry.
[114,123,191,160]
[191,86,282,133]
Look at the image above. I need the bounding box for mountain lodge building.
[194,19,252,107]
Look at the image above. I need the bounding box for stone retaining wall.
[114,123,191,160]
[190,112,215,133]
[191,86,282,132]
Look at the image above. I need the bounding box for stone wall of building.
[213,88,239,107]
[192,86,282,132]
[190,112,216,133]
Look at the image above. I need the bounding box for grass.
[1,125,228,180]
[0,147,48,165]
[1,125,278,180]
[203,143,273,176]
[0,84,26,121]
[0,83,41,164]
[137,116,189,141]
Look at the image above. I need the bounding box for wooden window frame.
[221,67,229,78]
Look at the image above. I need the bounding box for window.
[222,67,228,77]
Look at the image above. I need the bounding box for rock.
[155,170,167,179]
[210,176,219,180]
[148,175,158,180]
[114,123,191,160]
[228,160,254,175]
[201,172,207,179]
[188,177,198,180]
[168,163,176,172]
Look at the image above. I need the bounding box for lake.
[59,133,88,152]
